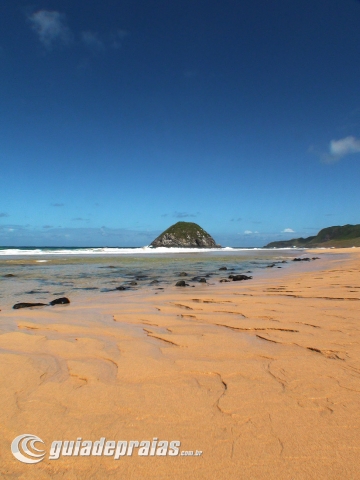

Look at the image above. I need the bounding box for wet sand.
[0,248,359,479]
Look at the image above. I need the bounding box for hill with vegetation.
[150,222,220,248]
[265,224,360,248]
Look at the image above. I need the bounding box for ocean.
[0,246,306,307]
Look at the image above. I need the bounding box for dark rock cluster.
[293,257,320,262]
[229,274,252,281]
[13,297,70,309]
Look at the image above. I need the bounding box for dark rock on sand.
[25,290,50,294]
[267,261,287,268]
[115,286,127,291]
[230,274,252,281]
[199,278,207,283]
[219,279,231,283]
[13,302,47,309]
[293,257,311,262]
[179,272,188,276]
[129,281,138,286]
[49,297,70,305]
[150,280,160,285]
[175,280,188,287]
[4,274,16,277]
[219,267,228,271]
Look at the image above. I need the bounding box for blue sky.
[1,0,360,247]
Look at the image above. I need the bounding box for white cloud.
[28,12,127,54]
[330,136,360,156]
[81,31,105,51]
[244,230,253,234]
[0,225,159,247]
[323,136,360,163]
[110,29,128,49]
[28,10,72,49]
[173,211,197,218]
[282,228,295,233]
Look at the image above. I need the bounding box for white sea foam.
[0,245,305,256]
[0,246,239,256]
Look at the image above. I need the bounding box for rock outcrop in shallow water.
[229,274,252,281]
[13,297,70,309]
[13,302,47,309]
[150,222,220,248]
[49,297,70,305]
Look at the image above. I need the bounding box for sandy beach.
[0,248,359,479]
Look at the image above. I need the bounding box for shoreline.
[0,247,351,311]
[0,248,359,479]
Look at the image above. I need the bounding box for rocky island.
[150,221,221,248]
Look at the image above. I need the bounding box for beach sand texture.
[0,249,359,479]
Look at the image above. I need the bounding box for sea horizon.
[0,245,304,256]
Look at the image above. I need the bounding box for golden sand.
[0,249,359,479]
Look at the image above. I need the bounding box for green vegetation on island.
[150,222,220,248]
[265,224,360,248]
